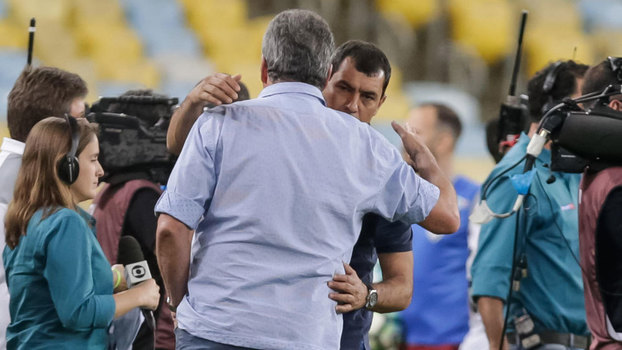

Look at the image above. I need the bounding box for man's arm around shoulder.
[167,73,241,155]
[392,121,459,234]
[328,251,413,314]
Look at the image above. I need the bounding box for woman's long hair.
[5,117,98,249]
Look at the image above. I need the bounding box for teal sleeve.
[44,213,115,330]
[470,174,518,302]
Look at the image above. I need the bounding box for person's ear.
[321,64,333,90]
[378,94,387,109]
[261,56,269,87]
[609,99,622,111]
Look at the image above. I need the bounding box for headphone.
[607,56,622,83]
[541,61,564,115]
[541,61,565,184]
[57,113,80,185]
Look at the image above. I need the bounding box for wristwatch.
[166,296,177,313]
[364,283,378,310]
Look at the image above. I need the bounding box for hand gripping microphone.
[117,236,152,288]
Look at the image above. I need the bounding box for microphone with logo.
[118,236,152,287]
[117,236,156,340]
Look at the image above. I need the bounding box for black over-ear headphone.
[541,61,564,115]
[57,114,80,185]
[607,56,622,83]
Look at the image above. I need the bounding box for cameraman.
[577,57,622,349]
[471,60,590,350]
[91,89,175,350]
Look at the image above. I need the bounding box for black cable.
[481,154,528,201]
[499,208,522,350]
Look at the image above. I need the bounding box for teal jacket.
[4,207,115,349]
[471,133,588,335]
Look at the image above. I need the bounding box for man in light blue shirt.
[155,9,459,350]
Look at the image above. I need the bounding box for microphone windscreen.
[117,236,145,265]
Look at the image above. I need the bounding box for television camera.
[86,95,179,185]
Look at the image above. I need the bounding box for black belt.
[507,331,590,349]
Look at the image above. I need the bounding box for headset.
[540,61,564,115]
[57,113,80,185]
[608,56,622,83]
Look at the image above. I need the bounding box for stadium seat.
[590,30,622,59]
[376,0,439,29]
[72,0,125,25]
[525,28,595,75]
[182,0,248,49]
[7,0,71,26]
[121,0,202,57]
[32,23,80,65]
[448,0,514,64]
[74,22,143,64]
[98,59,160,87]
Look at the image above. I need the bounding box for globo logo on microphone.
[125,260,152,288]
[131,265,146,279]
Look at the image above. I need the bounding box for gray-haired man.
[155,9,459,350]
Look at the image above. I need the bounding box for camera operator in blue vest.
[471,60,590,350]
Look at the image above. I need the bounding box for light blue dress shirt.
[155,82,440,350]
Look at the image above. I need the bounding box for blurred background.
[1,0,621,180]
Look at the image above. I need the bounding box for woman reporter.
[3,116,160,349]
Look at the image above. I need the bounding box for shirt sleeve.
[470,175,518,302]
[44,212,115,330]
[373,216,413,253]
[155,113,222,229]
[375,150,440,224]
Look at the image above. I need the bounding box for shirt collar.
[258,82,326,106]
[76,206,97,233]
[1,138,25,155]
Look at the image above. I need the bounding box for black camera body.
[87,95,178,184]
[549,101,622,173]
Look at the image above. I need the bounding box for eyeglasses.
[607,56,622,82]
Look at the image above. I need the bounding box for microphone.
[117,236,156,334]
[118,236,152,288]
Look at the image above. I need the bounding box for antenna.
[508,10,528,96]
[27,18,36,65]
